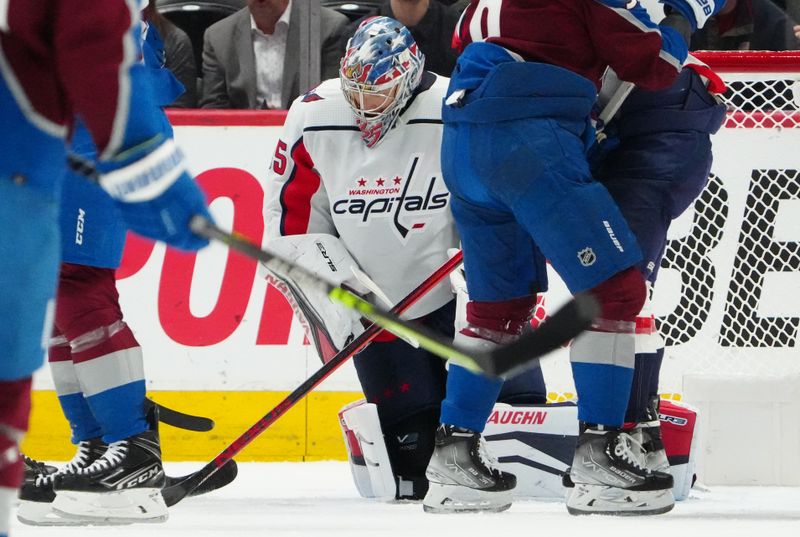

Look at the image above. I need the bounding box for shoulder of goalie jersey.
[402,73,449,121]
[293,78,363,128]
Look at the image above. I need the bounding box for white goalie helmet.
[339,16,426,148]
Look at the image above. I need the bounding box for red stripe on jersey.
[279,139,320,236]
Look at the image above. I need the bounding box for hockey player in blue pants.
[0,2,212,534]
[592,59,727,481]
[425,0,727,517]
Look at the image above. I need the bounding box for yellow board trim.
[22,390,363,462]
[22,390,683,461]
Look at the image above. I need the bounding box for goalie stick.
[160,218,598,506]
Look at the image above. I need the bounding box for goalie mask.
[340,17,425,148]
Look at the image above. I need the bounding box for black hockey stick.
[189,216,598,376]
[164,460,238,499]
[146,399,214,432]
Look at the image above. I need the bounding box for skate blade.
[52,487,168,525]
[17,500,96,527]
[422,482,512,514]
[566,483,674,516]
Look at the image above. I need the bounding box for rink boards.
[24,110,800,462]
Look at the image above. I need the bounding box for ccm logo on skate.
[487,410,547,425]
[659,413,688,426]
[119,464,163,489]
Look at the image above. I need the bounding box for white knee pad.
[338,399,395,501]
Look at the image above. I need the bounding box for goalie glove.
[98,138,212,251]
[262,234,367,363]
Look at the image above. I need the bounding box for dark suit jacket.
[201,4,348,109]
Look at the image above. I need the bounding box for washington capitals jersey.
[264,73,458,320]
[454,0,688,90]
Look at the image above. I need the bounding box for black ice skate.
[567,426,674,516]
[22,453,57,483]
[423,424,516,513]
[52,428,167,524]
[17,439,108,526]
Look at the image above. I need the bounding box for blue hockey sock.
[440,364,503,433]
[84,380,147,443]
[57,392,103,443]
[570,328,635,426]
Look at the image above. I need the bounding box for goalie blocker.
[339,399,698,501]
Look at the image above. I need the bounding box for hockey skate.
[629,397,669,473]
[22,453,57,482]
[566,426,674,516]
[17,439,108,526]
[423,424,516,513]
[563,399,670,491]
[52,428,167,525]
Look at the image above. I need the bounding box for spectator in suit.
[342,0,461,77]
[201,0,348,109]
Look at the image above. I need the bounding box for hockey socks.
[50,321,147,443]
[625,347,665,423]
[570,324,636,426]
[440,363,503,433]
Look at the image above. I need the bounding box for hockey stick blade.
[163,459,238,505]
[146,399,215,432]
[480,293,600,378]
[160,247,463,507]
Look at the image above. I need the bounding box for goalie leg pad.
[338,400,396,501]
[484,402,578,498]
[659,399,698,501]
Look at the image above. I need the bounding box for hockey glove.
[99,138,212,251]
[659,0,727,31]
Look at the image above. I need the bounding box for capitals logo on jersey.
[331,155,450,243]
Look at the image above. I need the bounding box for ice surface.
[11,462,800,537]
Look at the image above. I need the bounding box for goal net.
[544,51,800,401]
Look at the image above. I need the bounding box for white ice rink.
[10,462,800,537]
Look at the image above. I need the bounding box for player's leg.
[17,326,110,526]
[596,67,722,484]
[48,264,166,524]
[464,112,673,515]
[0,177,61,535]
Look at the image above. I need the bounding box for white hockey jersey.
[264,73,458,320]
